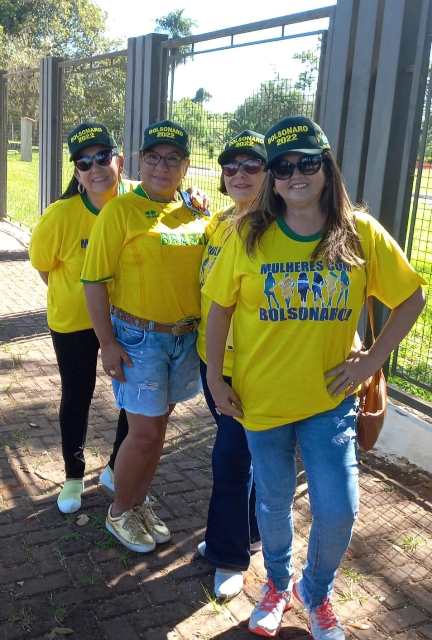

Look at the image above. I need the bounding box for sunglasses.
[271,154,323,180]
[221,158,265,177]
[75,148,117,172]
[142,151,184,168]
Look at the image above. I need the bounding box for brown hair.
[238,150,364,267]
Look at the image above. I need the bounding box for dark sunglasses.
[221,158,265,177]
[271,154,323,180]
[75,148,117,172]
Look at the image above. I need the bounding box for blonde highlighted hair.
[238,150,365,267]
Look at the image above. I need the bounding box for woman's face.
[273,152,326,209]
[74,144,123,195]
[139,144,189,200]
[222,153,266,206]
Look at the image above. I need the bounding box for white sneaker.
[214,569,243,600]
[249,579,291,637]
[57,479,84,514]
[99,465,115,493]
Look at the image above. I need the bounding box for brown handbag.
[357,299,388,451]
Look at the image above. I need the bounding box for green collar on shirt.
[276,216,322,242]
[134,184,180,204]
[80,192,99,215]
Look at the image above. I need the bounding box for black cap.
[218,130,267,165]
[265,116,331,167]
[67,122,117,160]
[140,119,190,156]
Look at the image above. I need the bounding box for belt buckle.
[171,323,186,336]
[171,319,197,336]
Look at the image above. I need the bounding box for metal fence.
[5,67,40,227]
[60,50,127,191]
[163,12,326,211]
[391,59,432,395]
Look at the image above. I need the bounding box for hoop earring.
[78,182,84,194]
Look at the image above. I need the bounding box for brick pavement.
[0,219,431,640]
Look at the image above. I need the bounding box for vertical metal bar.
[319,0,358,162]
[406,64,432,259]
[313,30,328,122]
[0,71,7,219]
[124,33,168,179]
[38,57,64,213]
[341,0,382,202]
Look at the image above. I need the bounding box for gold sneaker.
[137,496,171,544]
[106,505,156,553]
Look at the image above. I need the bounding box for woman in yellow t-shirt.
[203,116,425,639]
[197,131,267,600]
[82,119,211,555]
[30,122,135,515]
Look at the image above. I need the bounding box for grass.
[399,533,424,552]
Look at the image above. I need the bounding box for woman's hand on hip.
[100,340,132,382]
[208,376,243,418]
[325,349,381,396]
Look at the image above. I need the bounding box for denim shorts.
[111,316,201,417]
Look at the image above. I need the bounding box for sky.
[94,0,336,112]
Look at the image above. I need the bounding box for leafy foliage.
[228,78,315,136]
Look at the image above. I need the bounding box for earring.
[78,182,84,194]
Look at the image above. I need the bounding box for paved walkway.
[0,219,431,640]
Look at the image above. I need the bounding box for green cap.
[265,116,331,167]
[218,130,267,165]
[67,122,117,161]
[140,119,190,156]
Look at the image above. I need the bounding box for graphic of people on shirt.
[312,272,325,306]
[336,270,350,307]
[297,271,310,307]
[278,275,296,308]
[326,270,339,306]
[264,272,280,309]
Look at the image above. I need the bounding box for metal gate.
[390,59,432,398]
[161,8,332,211]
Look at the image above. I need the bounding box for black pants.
[51,328,128,479]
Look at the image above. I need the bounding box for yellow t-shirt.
[198,210,236,376]
[29,180,137,333]
[202,210,425,431]
[81,185,211,323]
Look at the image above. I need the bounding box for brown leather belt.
[111,306,199,336]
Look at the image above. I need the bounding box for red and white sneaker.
[293,580,345,640]
[248,579,291,637]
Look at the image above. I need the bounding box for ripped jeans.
[245,396,359,605]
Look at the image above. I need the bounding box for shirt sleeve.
[81,200,126,283]
[29,205,62,272]
[202,228,241,307]
[359,213,425,308]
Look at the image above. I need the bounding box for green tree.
[155,9,197,117]
[192,87,212,104]
[293,47,320,92]
[1,0,124,146]
[228,78,314,137]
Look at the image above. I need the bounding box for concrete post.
[20,117,34,162]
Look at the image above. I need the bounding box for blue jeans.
[200,361,260,571]
[111,316,201,416]
[245,396,359,606]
